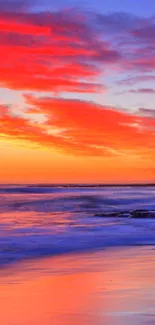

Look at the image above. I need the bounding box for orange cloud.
[1,97,155,159]
[0,18,51,36]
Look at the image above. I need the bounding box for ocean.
[0,185,155,266]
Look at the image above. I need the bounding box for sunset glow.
[1,0,155,183]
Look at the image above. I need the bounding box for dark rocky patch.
[95,209,155,219]
[95,211,130,217]
[130,209,155,219]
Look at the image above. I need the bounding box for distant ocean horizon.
[1,183,155,187]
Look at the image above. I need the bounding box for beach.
[0,246,155,325]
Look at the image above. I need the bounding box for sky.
[0,0,155,183]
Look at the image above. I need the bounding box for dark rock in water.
[95,211,130,218]
[130,209,155,218]
[117,212,131,218]
[95,212,118,217]
[149,212,155,218]
[95,209,155,219]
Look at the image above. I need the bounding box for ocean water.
[0,185,155,266]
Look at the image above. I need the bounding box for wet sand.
[0,246,155,325]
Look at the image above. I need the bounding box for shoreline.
[1,240,155,270]
[0,246,155,325]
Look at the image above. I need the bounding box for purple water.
[0,185,155,266]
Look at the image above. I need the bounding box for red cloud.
[1,95,155,158]
[0,8,155,94]
[0,8,154,96]
[0,9,121,95]
[0,72,104,93]
[0,18,51,36]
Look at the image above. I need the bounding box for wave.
[0,215,155,266]
[0,185,155,266]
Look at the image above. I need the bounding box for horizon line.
[1,182,155,187]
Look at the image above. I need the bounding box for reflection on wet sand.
[0,246,155,325]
